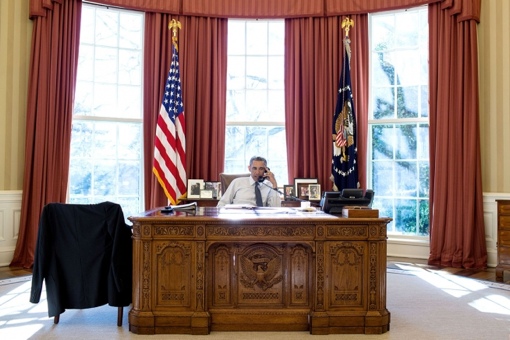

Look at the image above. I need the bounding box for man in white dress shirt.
[217,156,281,207]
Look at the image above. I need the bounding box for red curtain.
[284,15,368,191]
[11,0,82,268]
[143,13,228,209]
[428,0,486,269]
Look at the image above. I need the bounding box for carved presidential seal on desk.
[240,246,283,291]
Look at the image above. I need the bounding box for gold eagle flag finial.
[168,19,182,51]
[341,17,354,37]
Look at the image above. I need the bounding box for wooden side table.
[496,200,510,281]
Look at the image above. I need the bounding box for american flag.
[153,44,186,205]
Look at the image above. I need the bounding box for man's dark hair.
[249,156,267,166]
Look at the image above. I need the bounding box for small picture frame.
[308,184,321,200]
[187,179,204,199]
[284,185,295,201]
[297,183,310,199]
[294,178,318,196]
[204,181,222,199]
[200,189,214,199]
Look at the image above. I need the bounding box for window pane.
[93,83,117,117]
[246,90,267,120]
[371,125,394,160]
[397,85,419,118]
[246,21,267,55]
[419,161,429,198]
[96,9,118,47]
[395,161,417,197]
[372,85,394,119]
[267,90,285,121]
[95,47,118,84]
[394,199,417,234]
[371,14,395,51]
[118,85,142,119]
[77,45,94,82]
[228,21,245,55]
[372,160,393,195]
[246,56,268,89]
[395,124,417,159]
[226,89,246,121]
[418,199,429,235]
[118,49,142,86]
[227,56,246,90]
[417,124,428,159]
[268,56,284,89]
[119,12,143,49]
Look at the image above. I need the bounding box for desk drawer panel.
[499,229,510,246]
[499,202,510,214]
[499,246,510,265]
[499,216,510,228]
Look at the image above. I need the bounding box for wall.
[479,0,510,192]
[0,0,30,191]
[0,0,509,266]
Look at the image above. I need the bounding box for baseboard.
[0,191,22,266]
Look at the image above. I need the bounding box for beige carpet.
[1,265,510,340]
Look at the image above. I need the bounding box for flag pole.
[341,17,354,59]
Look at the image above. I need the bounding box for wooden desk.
[128,207,391,335]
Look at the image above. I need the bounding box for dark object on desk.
[320,189,374,214]
[30,202,132,326]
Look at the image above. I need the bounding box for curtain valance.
[31,0,452,19]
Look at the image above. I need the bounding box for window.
[368,8,429,236]
[69,4,144,221]
[225,20,288,185]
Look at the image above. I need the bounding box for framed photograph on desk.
[297,183,310,199]
[284,185,295,201]
[187,179,204,199]
[200,189,213,199]
[308,184,321,200]
[294,178,318,197]
[205,181,221,199]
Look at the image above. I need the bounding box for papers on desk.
[221,204,294,214]
[220,204,333,217]
[161,202,198,214]
[172,202,198,210]
[223,204,257,209]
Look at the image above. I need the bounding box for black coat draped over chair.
[30,202,132,325]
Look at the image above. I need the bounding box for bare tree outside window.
[69,4,144,221]
[369,8,429,236]
[225,20,288,186]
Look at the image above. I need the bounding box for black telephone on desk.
[320,189,374,214]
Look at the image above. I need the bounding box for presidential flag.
[153,42,186,205]
[332,36,358,191]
